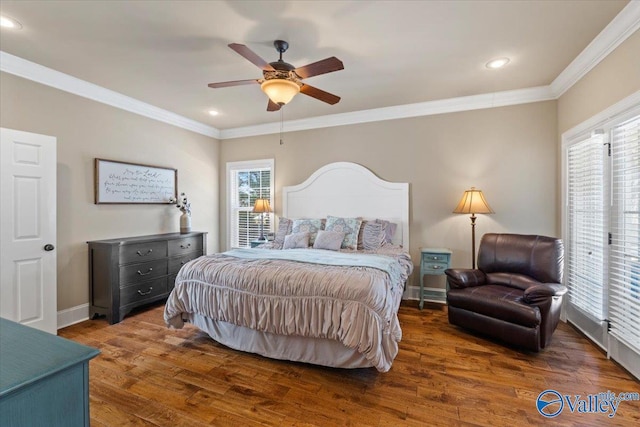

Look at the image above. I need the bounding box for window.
[227,159,274,249]
[566,134,606,322]
[563,97,640,379]
[609,115,640,356]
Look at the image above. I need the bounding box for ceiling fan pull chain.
[280,108,284,145]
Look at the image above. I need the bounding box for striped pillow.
[273,217,293,248]
[362,221,386,250]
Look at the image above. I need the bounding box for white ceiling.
[0,0,632,134]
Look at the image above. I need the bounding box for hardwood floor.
[59,302,640,426]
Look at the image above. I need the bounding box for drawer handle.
[431,256,439,260]
[431,265,442,269]
[180,243,191,249]
[136,249,153,256]
[137,268,153,276]
[137,287,153,296]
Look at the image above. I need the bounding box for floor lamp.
[453,187,494,269]
[252,198,272,241]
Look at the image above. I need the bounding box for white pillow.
[313,230,346,251]
[283,232,310,249]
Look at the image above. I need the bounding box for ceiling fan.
[208,40,344,112]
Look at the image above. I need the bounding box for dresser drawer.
[120,241,167,263]
[120,277,167,307]
[422,253,449,263]
[422,262,449,274]
[168,236,203,257]
[169,253,201,275]
[119,259,167,286]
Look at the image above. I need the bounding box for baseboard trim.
[403,285,420,301]
[57,303,90,329]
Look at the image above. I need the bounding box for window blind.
[228,161,273,248]
[566,135,606,321]
[609,115,640,352]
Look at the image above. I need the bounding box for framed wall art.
[94,158,177,204]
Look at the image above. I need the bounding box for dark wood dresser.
[0,318,100,426]
[88,232,207,324]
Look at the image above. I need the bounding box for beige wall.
[221,101,559,288]
[558,30,640,134]
[0,72,220,312]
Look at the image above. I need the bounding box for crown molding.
[561,89,640,146]
[550,1,640,98]
[219,86,555,139]
[0,51,221,139]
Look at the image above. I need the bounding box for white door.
[0,128,57,334]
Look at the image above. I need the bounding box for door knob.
[44,244,55,251]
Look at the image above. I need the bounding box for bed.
[164,162,413,372]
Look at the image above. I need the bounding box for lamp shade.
[252,198,272,213]
[261,79,300,105]
[453,187,494,214]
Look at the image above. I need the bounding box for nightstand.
[419,247,452,309]
[250,239,268,248]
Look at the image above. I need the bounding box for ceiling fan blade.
[228,43,275,71]
[300,84,341,105]
[208,79,259,88]
[267,99,281,112]
[294,57,344,79]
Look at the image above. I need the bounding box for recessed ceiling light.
[486,57,510,69]
[0,15,23,30]
[208,110,219,116]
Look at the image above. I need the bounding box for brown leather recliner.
[445,233,566,352]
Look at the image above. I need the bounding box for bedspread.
[164,247,413,372]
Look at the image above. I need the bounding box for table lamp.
[252,199,272,241]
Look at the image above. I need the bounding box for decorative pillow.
[291,219,323,245]
[325,215,362,250]
[313,230,346,251]
[283,232,310,249]
[361,221,386,250]
[375,219,398,243]
[357,220,368,250]
[273,217,293,247]
[357,219,384,249]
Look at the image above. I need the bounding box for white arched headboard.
[282,162,409,248]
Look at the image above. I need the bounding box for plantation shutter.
[228,160,273,249]
[609,115,640,352]
[566,134,607,321]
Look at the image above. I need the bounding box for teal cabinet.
[419,247,452,309]
[0,318,100,426]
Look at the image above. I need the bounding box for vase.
[180,212,192,234]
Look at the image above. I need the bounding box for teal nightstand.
[250,239,268,248]
[419,247,452,309]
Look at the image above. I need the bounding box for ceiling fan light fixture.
[261,79,300,105]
